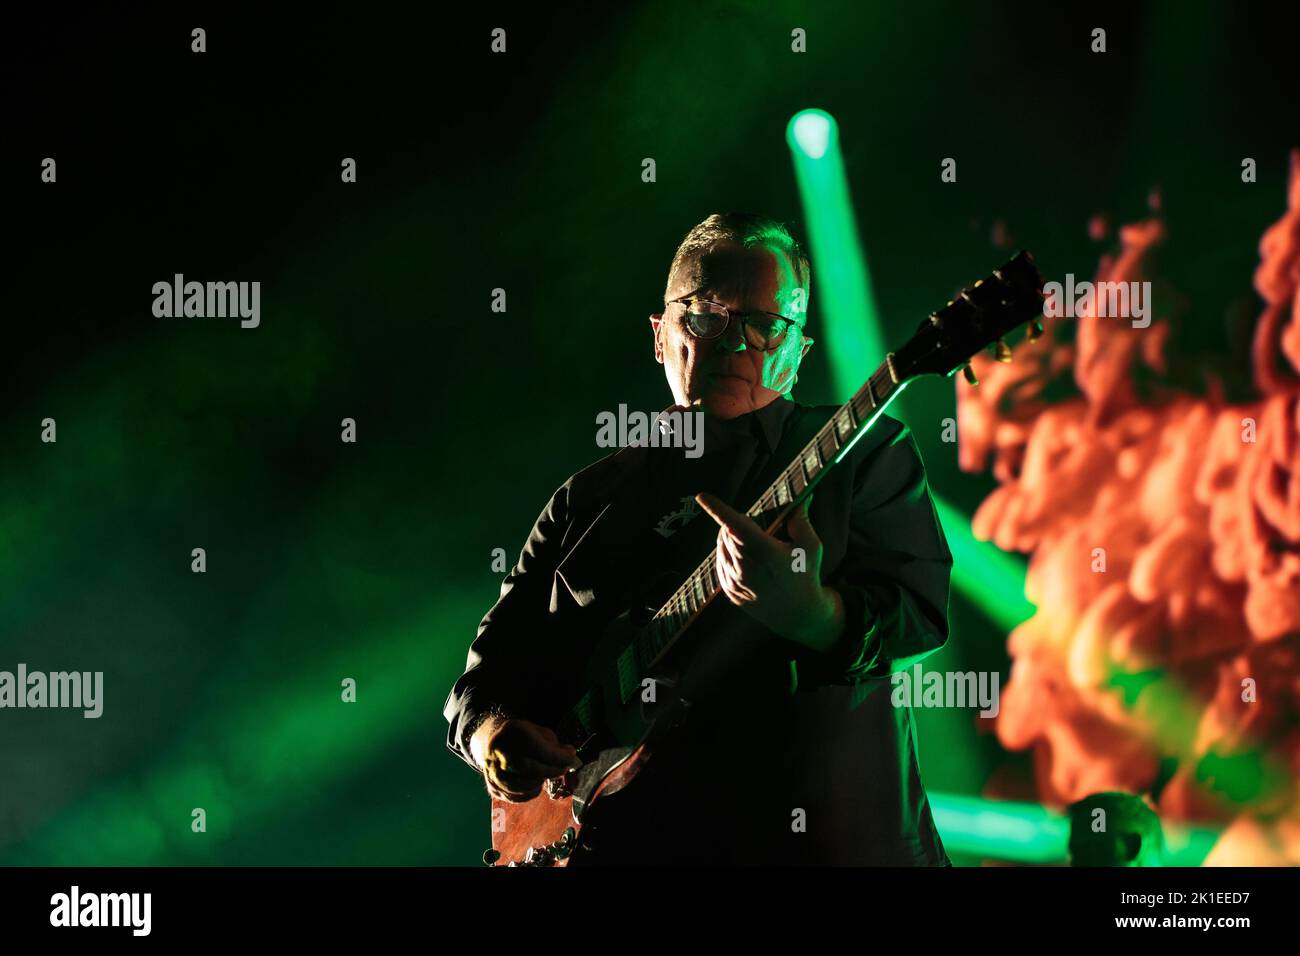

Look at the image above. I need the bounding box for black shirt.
[443,397,954,865]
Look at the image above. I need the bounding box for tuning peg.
[962,364,979,386]
[991,339,1012,363]
[1026,319,1044,341]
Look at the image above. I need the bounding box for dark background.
[3,1,1297,864]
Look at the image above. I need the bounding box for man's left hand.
[694,492,846,652]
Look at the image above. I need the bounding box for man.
[444,212,954,865]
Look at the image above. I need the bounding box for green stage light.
[930,792,1070,863]
[935,498,1037,632]
[787,109,834,160]
[787,107,1035,633]
[929,792,1221,865]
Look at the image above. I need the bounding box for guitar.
[483,250,1046,865]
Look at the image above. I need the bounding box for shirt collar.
[750,396,797,453]
[663,396,797,455]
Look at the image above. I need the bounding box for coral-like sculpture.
[959,152,1300,865]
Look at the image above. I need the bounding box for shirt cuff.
[798,584,884,685]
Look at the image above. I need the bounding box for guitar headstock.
[891,250,1045,385]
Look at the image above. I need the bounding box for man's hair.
[664,212,811,307]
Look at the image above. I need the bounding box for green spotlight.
[786,107,1034,633]
[787,109,834,160]
[785,107,886,374]
[930,792,1070,863]
[935,499,1037,632]
[929,792,1221,866]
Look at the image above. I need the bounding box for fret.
[656,614,671,648]
[871,371,895,406]
[815,437,830,468]
[774,477,789,506]
[836,409,852,441]
[804,446,820,478]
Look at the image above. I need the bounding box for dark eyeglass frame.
[664,292,804,352]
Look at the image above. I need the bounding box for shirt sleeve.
[798,420,953,686]
[442,481,572,771]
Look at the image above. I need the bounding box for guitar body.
[487,741,651,867]
[488,610,690,866]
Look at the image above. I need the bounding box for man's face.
[650,241,812,418]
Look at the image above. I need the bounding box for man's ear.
[649,313,664,364]
[799,335,814,361]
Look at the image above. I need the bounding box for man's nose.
[719,316,747,351]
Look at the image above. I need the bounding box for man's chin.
[704,372,754,391]
[693,381,757,417]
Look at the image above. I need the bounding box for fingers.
[485,760,552,802]
[486,776,543,803]
[715,528,757,606]
[715,535,738,603]
[695,493,762,545]
[784,494,821,549]
[550,742,581,767]
[528,731,579,770]
[484,756,546,798]
[716,528,757,604]
[480,719,583,804]
[503,753,573,780]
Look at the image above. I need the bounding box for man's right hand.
[470,715,581,803]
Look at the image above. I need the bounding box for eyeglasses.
[665,294,803,352]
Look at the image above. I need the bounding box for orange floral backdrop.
[958,152,1300,865]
